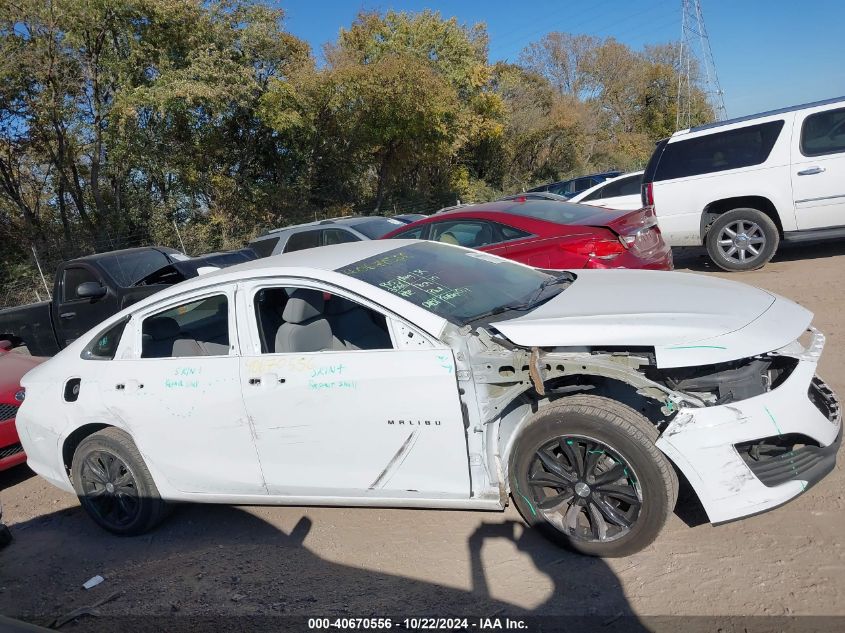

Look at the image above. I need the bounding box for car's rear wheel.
[510,395,678,557]
[71,427,168,535]
[705,208,779,271]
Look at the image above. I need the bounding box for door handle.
[248,377,261,385]
[59,311,76,319]
[797,167,826,176]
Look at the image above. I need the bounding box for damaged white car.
[16,240,841,557]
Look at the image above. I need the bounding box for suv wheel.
[705,208,779,271]
[509,395,678,557]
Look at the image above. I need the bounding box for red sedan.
[0,342,44,471]
[381,196,673,270]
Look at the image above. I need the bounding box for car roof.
[70,246,181,264]
[256,215,397,239]
[680,95,845,135]
[529,170,623,190]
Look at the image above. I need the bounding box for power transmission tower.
[676,0,727,128]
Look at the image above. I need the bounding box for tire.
[71,427,169,536]
[509,395,678,557]
[705,208,779,272]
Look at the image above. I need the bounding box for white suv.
[641,96,845,271]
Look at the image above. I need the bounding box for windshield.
[97,249,175,286]
[346,217,406,239]
[336,242,563,325]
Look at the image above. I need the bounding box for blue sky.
[274,0,845,118]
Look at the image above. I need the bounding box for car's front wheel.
[71,427,169,535]
[509,395,678,557]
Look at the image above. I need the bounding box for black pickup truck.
[0,246,256,356]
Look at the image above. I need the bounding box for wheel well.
[62,423,111,475]
[700,196,783,243]
[498,375,670,475]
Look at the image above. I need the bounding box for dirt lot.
[2,241,845,629]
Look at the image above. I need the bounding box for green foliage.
[0,5,720,290]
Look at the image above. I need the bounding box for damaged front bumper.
[655,328,842,524]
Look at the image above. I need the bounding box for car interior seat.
[438,231,459,245]
[142,316,203,358]
[275,289,333,353]
[326,296,392,350]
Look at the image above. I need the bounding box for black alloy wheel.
[78,450,141,530]
[71,427,169,535]
[527,435,641,543]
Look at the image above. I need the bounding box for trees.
[1,5,722,293]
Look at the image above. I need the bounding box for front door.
[792,105,845,230]
[238,281,471,499]
[54,265,119,347]
[99,288,265,495]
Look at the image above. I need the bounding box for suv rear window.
[801,107,845,157]
[654,120,785,181]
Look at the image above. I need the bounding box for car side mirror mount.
[76,282,107,300]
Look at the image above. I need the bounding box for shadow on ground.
[672,239,845,272]
[0,464,652,632]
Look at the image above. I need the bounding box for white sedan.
[17,240,841,557]
[569,170,644,210]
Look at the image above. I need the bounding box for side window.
[82,318,129,360]
[389,226,427,240]
[495,223,532,241]
[430,220,498,248]
[801,107,845,157]
[249,236,280,258]
[141,294,229,358]
[253,287,393,354]
[580,184,606,202]
[63,267,99,301]
[599,174,642,199]
[573,178,593,193]
[283,230,322,253]
[656,120,785,181]
[322,228,360,246]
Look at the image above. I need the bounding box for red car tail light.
[561,236,627,259]
[642,182,654,207]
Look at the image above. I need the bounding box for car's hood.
[491,270,812,368]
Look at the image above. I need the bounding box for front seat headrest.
[282,289,325,324]
[144,317,180,340]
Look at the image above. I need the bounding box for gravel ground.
[1,241,844,630]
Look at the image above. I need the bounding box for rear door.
[792,105,845,229]
[99,288,265,495]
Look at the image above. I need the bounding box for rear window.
[96,250,174,286]
[502,200,601,225]
[347,218,405,239]
[654,120,785,181]
[283,230,322,253]
[801,107,845,157]
[249,236,280,258]
[601,174,642,198]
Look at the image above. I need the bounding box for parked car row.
[14,238,841,558]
